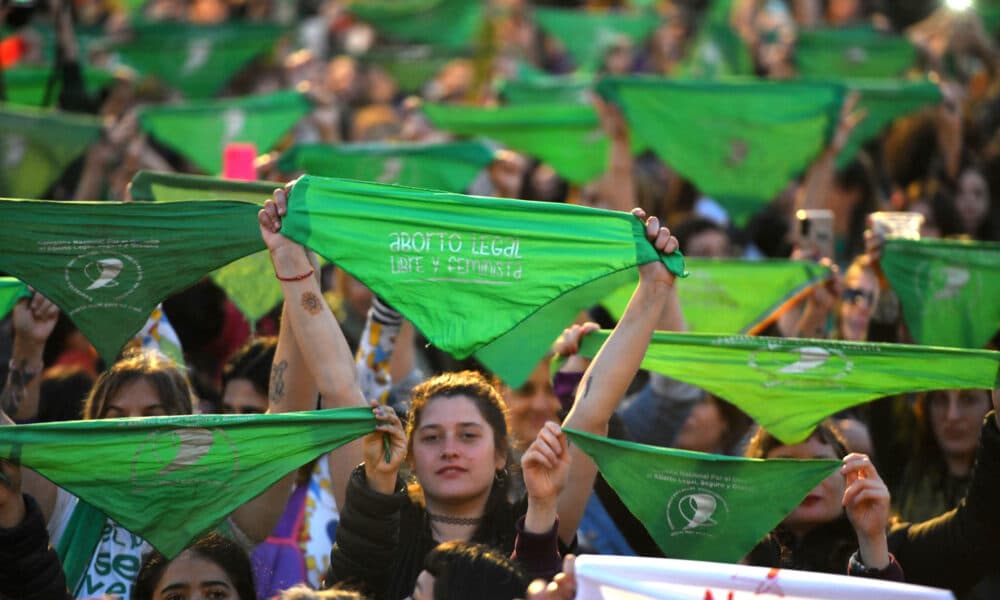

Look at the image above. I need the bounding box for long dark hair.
[424,541,529,600]
[133,532,255,600]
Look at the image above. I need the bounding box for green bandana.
[0,199,264,363]
[532,7,659,72]
[0,407,375,557]
[500,74,594,105]
[602,259,831,333]
[347,0,484,50]
[795,26,917,79]
[597,77,844,224]
[565,428,840,562]
[277,140,495,193]
[1,66,117,107]
[112,22,287,98]
[359,45,464,92]
[574,331,1000,444]
[279,175,686,386]
[676,0,754,79]
[139,91,311,175]
[0,104,104,199]
[423,102,608,184]
[881,238,1000,349]
[0,277,31,319]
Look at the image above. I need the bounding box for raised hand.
[632,208,679,289]
[523,421,571,504]
[552,322,600,374]
[258,183,298,255]
[13,294,59,349]
[364,401,408,494]
[842,452,891,569]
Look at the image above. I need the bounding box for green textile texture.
[881,238,1000,349]
[575,331,1000,444]
[139,91,311,175]
[0,277,31,319]
[359,45,463,92]
[280,175,687,386]
[795,26,917,79]
[0,104,104,199]
[0,199,264,363]
[565,428,840,563]
[0,407,375,558]
[1,66,118,107]
[347,0,484,50]
[602,259,831,333]
[676,0,754,79]
[277,140,495,192]
[423,102,609,184]
[111,22,287,98]
[597,77,844,224]
[500,75,594,105]
[533,7,660,72]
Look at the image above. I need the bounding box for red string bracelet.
[276,268,315,282]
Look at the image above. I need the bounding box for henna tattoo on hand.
[270,359,288,405]
[302,291,323,316]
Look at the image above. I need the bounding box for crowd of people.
[1,0,999,598]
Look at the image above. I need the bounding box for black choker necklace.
[427,512,483,526]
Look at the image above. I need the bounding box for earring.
[494,468,509,484]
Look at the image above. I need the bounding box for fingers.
[523,422,566,470]
[29,294,58,321]
[843,478,889,509]
[553,322,599,356]
[258,199,282,234]
[642,214,679,255]
[274,186,288,216]
[840,453,881,484]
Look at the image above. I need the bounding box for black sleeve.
[888,413,1000,595]
[324,465,408,598]
[0,494,70,600]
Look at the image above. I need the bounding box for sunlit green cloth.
[0,408,375,558]
[111,22,287,98]
[602,259,831,333]
[574,331,1000,444]
[796,26,918,79]
[881,238,1000,349]
[279,175,686,386]
[277,140,495,192]
[423,102,608,184]
[565,428,839,562]
[0,199,264,363]
[533,6,660,72]
[597,77,844,223]
[500,74,594,105]
[139,91,311,175]
[1,66,118,107]
[0,277,30,319]
[0,104,104,199]
[347,0,484,50]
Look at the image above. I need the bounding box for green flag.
[881,238,1000,349]
[565,428,840,562]
[1,66,118,107]
[423,102,609,184]
[574,331,1000,444]
[347,0,484,50]
[111,22,287,98]
[139,91,311,175]
[0,407,375,558]
[0,277,30,319]
[0,104,104,199]
[500,74,595,105]
[676,0,753,79]
[0,199,264,363]
[533,7,660,73]
[359,45,463,92]
[597,77,844,223]
[277,140,495,192]
[795,26,917,79]
[279,175,686,386]
[602,259,831,334]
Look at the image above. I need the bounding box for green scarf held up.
[602,258,831,333]
[111,22,287,99]
[0,407,375,558]
[347,0,484,50]
[279,175,687,387]
[565,428,840,563]
[423,102,609,184]
[573,331,1000,444]
[677,0,754,79]
[881,238,1000,349]
[532,7,660,73]
[0,104,104,199]
[358,45,463,92]
[1,66,118,107]
[277,140,496,193]
[0,277,31,319]
[139,91,312,175]
[597,77,844,224]
[795,26,918,79]
[500,74,595,106]
[0,199,264,364]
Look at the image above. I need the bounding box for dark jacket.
[0,494,70,600]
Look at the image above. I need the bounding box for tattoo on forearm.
[582,375,593,400]
[270,360,288,405]
[302,291,323,316]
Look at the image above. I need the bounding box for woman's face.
[411,395,506,506]
[767,437,844,534]
[674,396,728,454]
[928,390,991,468]
[838,267,879,342]
[153,551,238,600]
[955,169,990,235]
[504,361,561,450]
[103,378,167,419]
[221,379,267,415]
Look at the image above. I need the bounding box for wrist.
[857,534,889,570]
[364,465,398,495]
[524,498,558,534]
[270,246,312,277]
[11,338,46,361]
